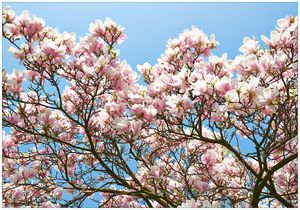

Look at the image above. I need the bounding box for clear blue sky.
[3,2,298,72]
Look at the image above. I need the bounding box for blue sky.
[3,2,298,72]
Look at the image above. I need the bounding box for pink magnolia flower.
[114,118,130,134]
[153,98,167,111]
[235,54,259,75]
[31,160,41,170]
[6,24,21,38]
[137,62,151,75]
[89,20,105,37]
[89,18,127,44]
[131,104,145,116]
[143,105,157,121]
[274,51,288,69]
[82,65,96,77]
[192,80,207,96]
[259,52,273,73]
[53,187,63,199]
[20,167,36,179]
[38,109,54,125]
[149,165,160,178]
[190,175,209,192]
[179,198,197,208]
[12,186,24,201]
[6,113,21,125]
[277,16,296,31]
[59,32,76,55]
[24,15,45,37]
[2,132,15,148]
[15,10,30,27]
[41,201,58,208]
[79,35,105,54]
[216,77,232,97]
[172,68,188,89]
[67,166,76,176]
[131,120,143,136]
[10,69,25,83]
[26,70,40,81]
[210,112,220,122]
[195,180,209,192]
[256,86,278,106]
[7,80,22,94]
[105,101,125,116]
[11,167,36,183]
[41,42,67,60]
[261,23,294,49]
[8,43,29,59]
[131,104,157,121]
[239,36,259,55]
[202,200,222,208]
[261,31,280,47]
[2,6,15,23]
[166,94,191,111]
[202,152,217,166]
[15,10,45,37]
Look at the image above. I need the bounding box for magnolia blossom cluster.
[2,7,137,207]
[100,137,248,208]
[137,15,298,207]
[2,6,298,208]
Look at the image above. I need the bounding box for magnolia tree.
[2,6,298,208]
